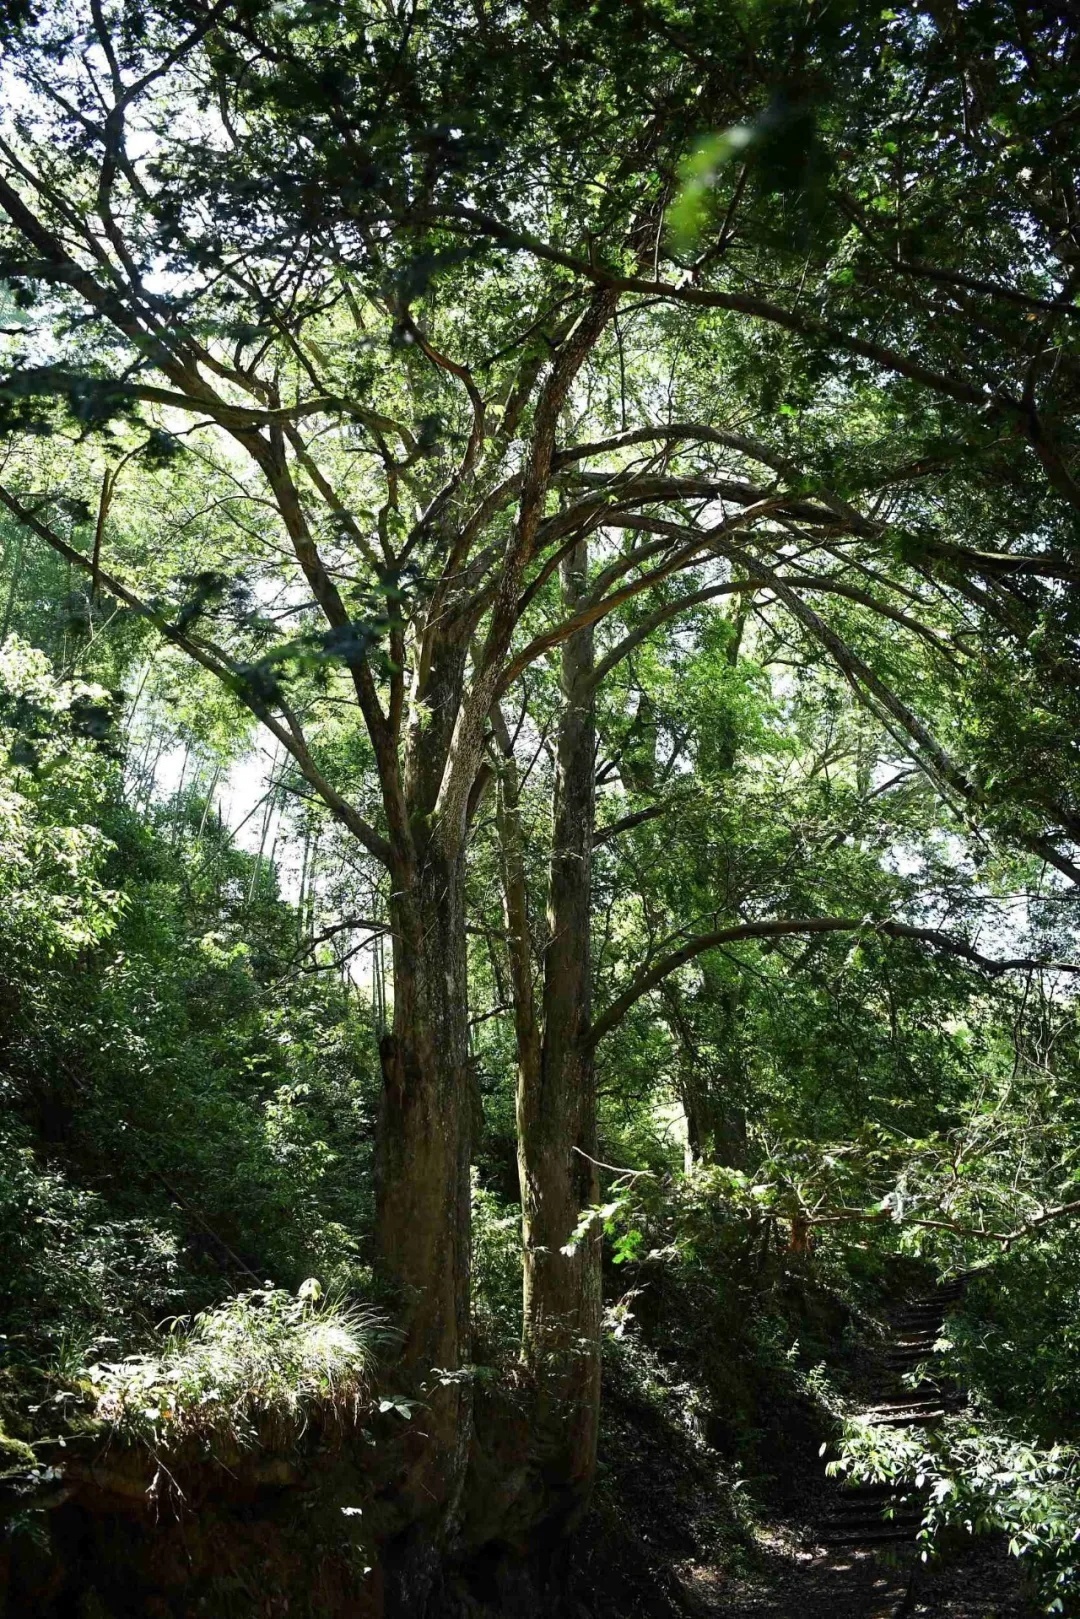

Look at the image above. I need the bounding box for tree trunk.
[371,621,478,1607]
[518,539,600,1516]
[661,974,748,1169]
[375,845,472,1554]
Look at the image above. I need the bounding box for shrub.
[471,1173,522,1357]
[833,1415,1080,1613]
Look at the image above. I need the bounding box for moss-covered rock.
[0,1426,37,1473]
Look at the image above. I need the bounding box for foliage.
[0,643,382,1435]
[85,1285,382,1457]
[833,1417,1080,1613]
[0,638,121,960]
[1,0,1080,1603]
[470,1173,523,1359]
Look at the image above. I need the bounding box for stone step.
[820,1524,922,1546]
[815,1283,964,1554]
[868,1388,941,1405]
[866,1397,946,1411]
[822,1512,923,1533]
[865,1411,946,1428]
[829,1491,915,1513]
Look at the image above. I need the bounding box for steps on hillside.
[814,1278,969,1561]
[820,1524,925,1547]
[864,1409,946,1428]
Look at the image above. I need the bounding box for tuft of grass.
[86,1284,383,1455]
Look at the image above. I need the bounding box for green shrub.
[471,1173,522,1357]
[833,1415,1080,1613]
[0,1116,185,1361]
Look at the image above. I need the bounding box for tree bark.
[374,843,472,1560]
[518,539,601,1516]
[374,632,475,1572]
[661,973,748,1169]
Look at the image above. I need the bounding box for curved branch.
[713,536,1080,879]
[442,207,1000,410]
[593,802,671,846]
[601,514,1080,885]
[494,505,778,698]
[587,578,750,690]
[588,916,1080,1048]
[557,426,1080,581]
[808,1195,1080,1250]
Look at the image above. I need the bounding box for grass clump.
[86,1283,382,1455]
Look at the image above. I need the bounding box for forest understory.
[577,1280,1041,1619]
[1,1260,1043,1617]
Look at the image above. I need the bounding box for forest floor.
[571,1396,1037,1619]
[568,1277,1041,1619]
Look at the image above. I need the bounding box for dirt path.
[685,1531,1033,1619]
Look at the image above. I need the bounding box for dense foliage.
[0,642,381,1422]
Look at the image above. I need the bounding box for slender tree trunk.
[0,525,26,641]
[493,711,542,1165]
[518,539,601,1514]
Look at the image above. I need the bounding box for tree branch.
[594,802,671,846]
[442,207,1001,411]
[0,483,393,865]
[433,288,617,851]
[807,1196,1080,1250]
[588,916,1080,1048]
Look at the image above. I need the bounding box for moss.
[0,1422,37,1471]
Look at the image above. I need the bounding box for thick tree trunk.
[662,974,748,1169]
[518,540,600,1515]
[375,630,475,1587]
[375,844,472,1523]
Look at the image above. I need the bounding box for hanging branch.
[805,1195,1080,1250]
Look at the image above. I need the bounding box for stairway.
[818,1278,967,1552]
